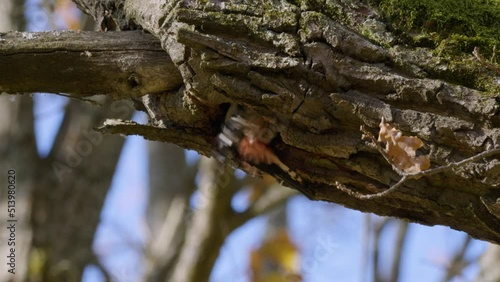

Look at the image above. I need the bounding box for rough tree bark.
[2,0,500,244]
[0,31,181,98]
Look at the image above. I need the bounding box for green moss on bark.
[369,0,499,93]
[375,0,499,53]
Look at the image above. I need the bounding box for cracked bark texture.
[0,31,182,98]
[72,0,500,243]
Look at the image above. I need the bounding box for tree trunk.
[30,98,132,281]
[3,0,499,244]
[143,142,194,281]
[0,2,34,281]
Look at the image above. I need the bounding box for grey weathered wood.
[0,30,182,98]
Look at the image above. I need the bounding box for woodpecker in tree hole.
[216,104,303,190]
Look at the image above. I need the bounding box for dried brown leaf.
[378,117,430,173]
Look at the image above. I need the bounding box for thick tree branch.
[38,0,500,244]
[169,158,236,282]
[0,30,182,98]
[144,143,196,282]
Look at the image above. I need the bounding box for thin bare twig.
[342,126,500,200]
[361,214,372,282]
[473,46,500,74]
[442,235,472,282]
[229,184,297,229]
[390,221,410,282]
[373,218,392,282]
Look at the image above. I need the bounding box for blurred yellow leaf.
[250,228,302,282]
